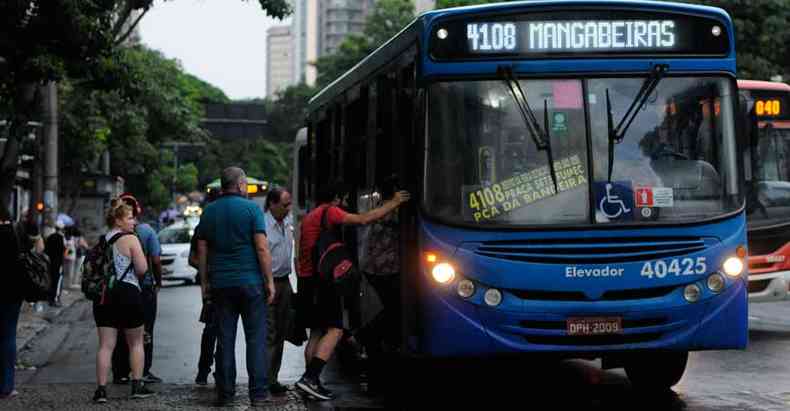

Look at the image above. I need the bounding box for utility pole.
[42,81,58,234]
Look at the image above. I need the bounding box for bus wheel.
[625,351,688,391]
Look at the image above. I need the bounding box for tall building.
[292,0,382,87]
[291,0,319,86]
[319,0,376,56]
[266,25,294,98]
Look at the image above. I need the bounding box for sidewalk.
[2,383,310,411]
[16,286,84,368]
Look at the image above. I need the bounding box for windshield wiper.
[606,64,669,181]
[498,66,558,193]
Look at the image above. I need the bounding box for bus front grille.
[509,285,677,302]
[475,236,706,264]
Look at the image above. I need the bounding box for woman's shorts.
[93,282,145,329]
[297,276,345,330]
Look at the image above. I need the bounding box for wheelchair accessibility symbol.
[594,182,634,221]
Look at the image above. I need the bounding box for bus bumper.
[418,277,747,357]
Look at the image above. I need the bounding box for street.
[6,282,790,410]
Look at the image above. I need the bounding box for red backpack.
[313,206,359,296]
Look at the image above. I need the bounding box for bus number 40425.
[640,257,707,279]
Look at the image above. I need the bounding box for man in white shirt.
[263,187,294,395]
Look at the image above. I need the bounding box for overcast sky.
[139,0,291,100]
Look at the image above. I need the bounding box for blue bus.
[298,0,747,390]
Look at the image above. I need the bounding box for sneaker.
[92,387,108,403]
[295,376,333,401]
[143,372,163,384]
[112,376,129,385]
[0,390,19,400]
[269,382,288,395]
[130,381,155,399]
[195,371,209,386]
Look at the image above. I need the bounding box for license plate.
[566,317,622,336]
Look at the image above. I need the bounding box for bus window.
[426,79,589,225]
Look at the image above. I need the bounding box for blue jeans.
[213,284,268,401]
[0,301,22,395]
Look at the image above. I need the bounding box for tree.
[0,0,291,213]
[315,0,415,88]
[266,83,317,142]
[679,0,790,80]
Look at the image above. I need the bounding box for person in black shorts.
[91,200,155,403]
[295,182,409,400]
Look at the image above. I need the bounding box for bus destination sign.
[431,11,729,60]
[467,20,677,53]
[750,91,789,120]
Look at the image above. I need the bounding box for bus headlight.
[457,279,475,298]
[484,289,502,306]
[722,257,744,277]
[684,284,701,303]
[432,263,456,284]
[707,273,725,293]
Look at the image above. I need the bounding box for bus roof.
[309,0,734,113]
[737,80,790,92]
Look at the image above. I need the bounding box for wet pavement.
[8,281,790,410]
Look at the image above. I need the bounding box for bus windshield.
[425,76,741,226]
[747,126,790,228]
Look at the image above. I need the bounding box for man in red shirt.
[295,182,409,400]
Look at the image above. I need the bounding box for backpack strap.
[107,232,133,245]
[106,232,135,283]
[320,205,330,231]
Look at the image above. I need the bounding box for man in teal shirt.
[196,167,274,406]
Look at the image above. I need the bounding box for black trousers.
[362,274,400,393]
[266,277,293,384]
[112,285,157,377]
[197,303,218,376]
[48,263,63,303]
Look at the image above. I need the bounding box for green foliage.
[181,73,231,104]
[267,83,317,142]
[176,163,199,193]
[0,0,292,213]
[197,139,292,189]
[678,0,790,80]
[315,0,416,88]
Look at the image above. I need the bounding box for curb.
[17,291,86,354]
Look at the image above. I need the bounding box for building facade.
[266,25,294,98]
[290,0,433,88]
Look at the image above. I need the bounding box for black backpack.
[313,206,359,296]
[82,232,133,303]
[19,249,51,302]
[7,222,51,302]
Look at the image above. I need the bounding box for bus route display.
[749,91,789,120]
[465,154,588,223]
[431,10,729,60]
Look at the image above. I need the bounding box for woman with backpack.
[91,200,155,403]
[0,207,23,400]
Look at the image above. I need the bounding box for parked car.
[158,222,198,285]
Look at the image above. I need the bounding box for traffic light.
[35,201,44,212]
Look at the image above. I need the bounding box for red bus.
[739,80,790,302]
